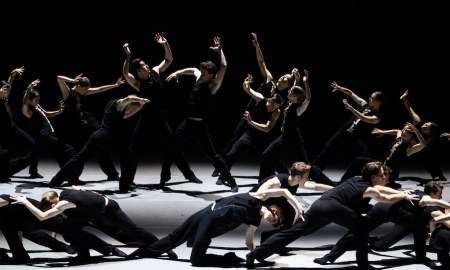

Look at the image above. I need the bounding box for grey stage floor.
[1,159,449,270]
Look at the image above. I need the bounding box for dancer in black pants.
[340,122,426,188]
[22,79,75,178]
[259,71,335,186]
[131,188,303,267]
[11,189,176,263]
[430,208,450,269]
[246,161,419,270]
[122,33,202,187]
[161,36,238,192]
[217,74,285,185]
[0,194,126,264]
[400,89,446,181]
[0,68,36,179]
[53,74,123,181]
[313,81,387,171]
[213,33,296,177]
[49,95,148,191]
[313,180,449,266]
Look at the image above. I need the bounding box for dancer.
[258,70,335,186]
[246,161,418,269]
[161,36,239,192]
[22,79,75,178]
[10,188,176,264]
[49,95,148,191]
[313,81,387,171]
[55,73,124,181]
[122,33,202,187]
[130,188,303,267]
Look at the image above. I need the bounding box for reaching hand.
[209,36,222,52]
[166,73,179,83]
[9,195,28,205]
[302,69,309,83]
[116,77,126,86]
[251,32,259,47]
[58,100,65,112]
[123,43,131,55]
[12,66,25,77]
[29,79,40,89]
[243,74,253,90]
[154,32,167,45]
[400,89,409,100]
[243,110,252,123]
[331,81,341,92]
[342,99,351,110]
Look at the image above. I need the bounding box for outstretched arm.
[251,33,273,83]
[400,89,421,125]
[57,74,82,101]
[85,77,125,96]
[209,37,227,95]
[152,32,173,74]
[363,186,419,204]
[9,195,75,221]
[8,66,25,85]
[301,181,334,192]
[331,81,366,106]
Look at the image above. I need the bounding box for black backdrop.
[3,0,449,164]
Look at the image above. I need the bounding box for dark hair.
[372,91,387,111]
[28,89,40,99]
[78,77,91,88]
[424,181,443,195]
[269,93,284,106]
[291,86,306,101]
[130,58,142,79]
[200,61,217,75]
[361,161,384,181]
[429,123,439,136]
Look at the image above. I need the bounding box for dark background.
[2,0,449,165]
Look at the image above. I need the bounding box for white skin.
[441,133,450,141]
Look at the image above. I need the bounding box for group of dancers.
[1,32,450,269]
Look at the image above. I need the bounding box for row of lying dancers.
[1,32,449,193]
[1,161,450,269]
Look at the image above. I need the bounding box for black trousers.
[28,133,75,175]
[248,198,371,268]
[150,203,243,266]
[161,118,233,182]
[431,227,450,268]
[322,202,427,262]
[259,133,333,185]
[0,126,35,177]
[313,126,369,170]
[129,110,194,181]
[51,128,133,186]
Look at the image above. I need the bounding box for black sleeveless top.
[59,190,106,222]
[137,70,165,113]
[186,80,213,119]
[25,106,53,136]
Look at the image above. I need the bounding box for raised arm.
[363,186,418,204]
[296,69,310,117]
[400,89,421,125]
[85,77,125,96]
[9,195,75,221]
[122,43,140,91]
[8,66,25,85]
[342,99,381,125]
[209,37,227,95]
[22,79,40,119]
[242,74,264,102]
[152,32,173,74]
[251,33,273,83]
[331,81,366,106]
[57,74,82,101]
